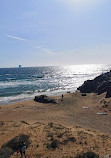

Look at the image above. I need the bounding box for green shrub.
[75,151,99,158]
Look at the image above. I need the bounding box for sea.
[0,64,111,105]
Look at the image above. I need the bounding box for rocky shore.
[78,71,111,98]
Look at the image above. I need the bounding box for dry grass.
[0,121,111,157]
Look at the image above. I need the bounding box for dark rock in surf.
[34,95,56,104]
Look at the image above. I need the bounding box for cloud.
[6,34,28,41]
[35,46,43,49]
[35,46,58,55]
[6,34,46,44]
[42,48,57,55]
[35,45,79,56]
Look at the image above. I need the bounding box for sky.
[0,0,111,67]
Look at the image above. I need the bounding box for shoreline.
[0,89,74,106]
[1,64,109,107]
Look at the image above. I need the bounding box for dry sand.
[0,92,111,158]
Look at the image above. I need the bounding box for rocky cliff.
[77,71,111,98]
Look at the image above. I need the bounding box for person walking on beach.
[19,140,27,158]
[61,94,64,101]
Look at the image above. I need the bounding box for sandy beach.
[0,92,111,158]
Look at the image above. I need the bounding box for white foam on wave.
[0,80,42,88]
[0,87,74,105]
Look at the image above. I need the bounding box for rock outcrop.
[77,71,111,98]
[34,95,56,103]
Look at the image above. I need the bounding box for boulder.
[34,95,56,104]
[81,93,87,96]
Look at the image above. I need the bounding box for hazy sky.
[0,0,111,67]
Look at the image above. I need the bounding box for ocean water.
[0,64,111,105]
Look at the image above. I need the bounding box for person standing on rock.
[19,140,27,158]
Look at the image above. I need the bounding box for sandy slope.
[0,92,111,157]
